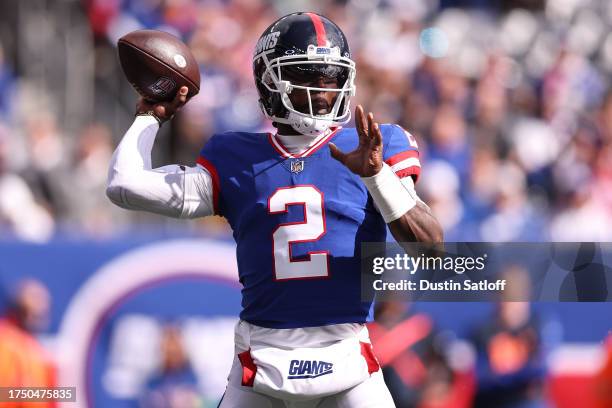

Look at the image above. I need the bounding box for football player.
[107,12,442,407]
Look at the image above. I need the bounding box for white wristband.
[361,163,416,223]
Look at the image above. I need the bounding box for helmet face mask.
[253,13,356,136]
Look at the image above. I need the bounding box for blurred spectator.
[369,301,475,408]
[427,104,471,182]
[62,122,129,236]
[20,113,67,217]
[470,266,548,408]
[0,279,57,405]
[479,162,548,241]
[139,324,207,408]
[0,124,54,242]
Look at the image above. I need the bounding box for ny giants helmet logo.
[255,31,280,54]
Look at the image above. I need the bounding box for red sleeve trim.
[396,166,421,183]
[385,150,419,166]
[196,156,221,215]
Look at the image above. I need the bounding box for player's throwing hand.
[329,105,384,177]
[136,86,189,124]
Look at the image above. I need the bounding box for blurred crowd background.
[1,0,612,408]
[0,0,610,242]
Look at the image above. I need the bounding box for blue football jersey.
[197,124,420,329]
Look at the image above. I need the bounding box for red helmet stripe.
[306,12,327,46]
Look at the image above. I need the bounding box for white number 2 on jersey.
[268,185,329,280]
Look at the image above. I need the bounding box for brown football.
[118,30,200,102]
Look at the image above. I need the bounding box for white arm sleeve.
[106,115,214,218]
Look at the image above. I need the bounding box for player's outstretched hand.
[329,105,383,177]
[136,86,189,124]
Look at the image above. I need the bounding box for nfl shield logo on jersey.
[291,160,305,173]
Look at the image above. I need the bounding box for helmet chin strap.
[288,111,334,136]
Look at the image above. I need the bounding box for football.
[117,30,200,102]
